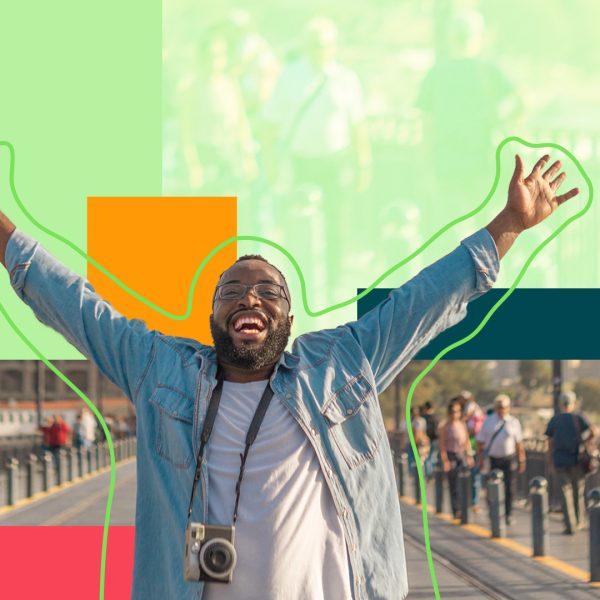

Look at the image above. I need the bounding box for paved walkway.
[0,459,136,525]
[401,494,600,598]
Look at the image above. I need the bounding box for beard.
[209,314,292,370]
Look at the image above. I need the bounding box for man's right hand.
[0,211,17,268]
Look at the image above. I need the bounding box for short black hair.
[214,254,291,307]
[234,254,288,289]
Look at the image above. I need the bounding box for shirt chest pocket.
[149,385,195,469]
[320,375,384,469]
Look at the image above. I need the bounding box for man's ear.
[288,314,294,327]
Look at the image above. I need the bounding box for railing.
[0,437,137,508]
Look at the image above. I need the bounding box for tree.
[573,380,600,413]
[518,360,550,390]
[379,360,491,426]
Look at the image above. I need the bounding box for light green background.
[0,1,161,359]
[163,0,599,338]
[1,0,598,358]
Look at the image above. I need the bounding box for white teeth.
[233,315,266,332]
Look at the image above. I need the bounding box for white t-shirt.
[476,413,523,458]
[203,380,353,600]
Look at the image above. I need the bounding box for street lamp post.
[552,360,562,414]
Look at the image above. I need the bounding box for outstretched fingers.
[543,160,561,180]
[511,154,525,185]
[529,154,550,178]
[550,171,567,191]
[556,187,580,206]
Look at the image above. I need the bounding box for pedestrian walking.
[476,395,525,525]
[545,391,595,534]
[463,395,485,511]
[439,398,474,518]
[421,401,439,478]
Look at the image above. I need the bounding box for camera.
[184,522,237,583]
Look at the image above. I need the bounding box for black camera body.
[184,522,237,583]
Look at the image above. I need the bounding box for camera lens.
[199,538,237,579]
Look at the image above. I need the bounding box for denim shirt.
[6,228,499,600]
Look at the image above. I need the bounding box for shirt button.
[346,408,353,415]
[310,426,317,436]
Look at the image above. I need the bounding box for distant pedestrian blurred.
[420,401,439,477]
[417,9,520,226]
[39,416,54,453]
[262,16,371,298]
[403,406,430,477]
[48,415,71,471]
[476,395,525,525]
[73,413,85,449]
[463,395,485,511]
[178,26,257,194]
[439,398,474,518]
[545,391,595,534]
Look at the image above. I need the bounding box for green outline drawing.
[0,137,592,599]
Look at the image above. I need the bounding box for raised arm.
[346,154,579,394]
[0,209,156,401]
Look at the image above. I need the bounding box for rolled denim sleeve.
[6,230,155,400]
[346,228,500,394]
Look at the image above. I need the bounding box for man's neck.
[218,360,276,383]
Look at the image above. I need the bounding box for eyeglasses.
[215,282,290,305]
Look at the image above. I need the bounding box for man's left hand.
[487,154,580,259]
[506,154,579,231]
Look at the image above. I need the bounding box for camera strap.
[186,371,275,526]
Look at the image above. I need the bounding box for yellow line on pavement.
[534,555,590,583]
[399,495,597,586]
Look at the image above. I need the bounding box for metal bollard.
[588,488,600,582]
[77,447,83,478]
[487,469,506,538]
[530,476,549,557]
[68,447,77,482]
[87,447,94,474]
[413,461,421,504]
[434,466,444,513]
[27,454,38,498]
[6,458,19,505]
[56,449,67,486]
[458,466,471,524]
[42,452,52,491]
[397,452,409,497]
[95,443,101,471]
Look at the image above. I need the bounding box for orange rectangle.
[87,197,237,343]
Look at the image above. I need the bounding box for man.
[462,391,485,511]
[476,394,526,525]
[0,154,578,599]
[262,17,371,300]
[545,391,594,534]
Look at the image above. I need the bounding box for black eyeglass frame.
[213,282,290,307]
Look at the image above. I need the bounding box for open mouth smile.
[229,311,269,340]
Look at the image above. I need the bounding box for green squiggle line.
[0,137,592,599]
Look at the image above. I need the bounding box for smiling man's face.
[210,259,293,371]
